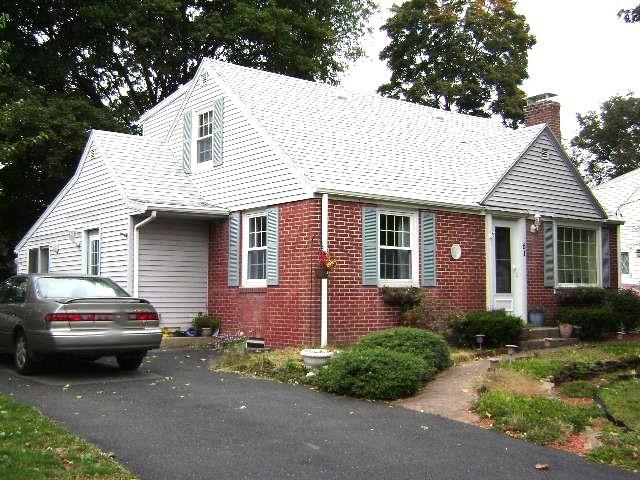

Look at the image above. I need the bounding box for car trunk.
[51,298,159,331]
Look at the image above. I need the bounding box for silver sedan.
[0,274,162,374]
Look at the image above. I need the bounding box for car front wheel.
[116,353,145,371]
[14,331,37,375]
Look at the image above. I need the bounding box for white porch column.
[321,194,329,347]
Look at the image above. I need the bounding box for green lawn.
[599,378,640,430]
[0,393,135,480]
[503,341,640,379]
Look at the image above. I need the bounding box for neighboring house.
[14,60,621,347]
[594,170,640,288]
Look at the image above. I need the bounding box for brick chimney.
[524,93,561,140]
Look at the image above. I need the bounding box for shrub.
[557,287,609,307]
[355,327,451,372]
[608,289,640,332]
[273,359,309,384]
[555,305,614,340]
[314,347,428,400]
[193,312,221,330]
[381,287,423,308]
[450,310,523,348]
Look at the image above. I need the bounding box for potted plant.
[193,313,221,337]
[557,320,573,339]
[315,249,336,279]
[528,306,546,327]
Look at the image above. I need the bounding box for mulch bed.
[548,434,589,456]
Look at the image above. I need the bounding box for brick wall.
[208,199,321,347]
[327,201,486,344]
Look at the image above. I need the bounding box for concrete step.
[520,326,560,340]
[520,337,579,351]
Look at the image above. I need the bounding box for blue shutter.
[266,208,279,285]
[182,110,192,174]
[421,212,436,287]
[228,212,240,287]
[543,222,555,287]
[362,207,378,285]
[212,97,224,167]
[601,228,610,288]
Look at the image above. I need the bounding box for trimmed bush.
[555,305,614,340]
[557,287,609,308]
[608,289,640,332]
[356,327,451,372]
[314,347,429,400]
[450,310,523,348]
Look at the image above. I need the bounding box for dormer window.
[197,111,213,164]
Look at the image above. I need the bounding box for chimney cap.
[526,93,558,106]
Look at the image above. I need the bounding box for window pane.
[248,250,266,280]
[379,214,411,248]
[380,249,411,280]
[495,227,511,293]
[197,137,212,163]
[28,249,38,273]
[556,227,597,285]
[621,252,630,275]
[39,247,49,274]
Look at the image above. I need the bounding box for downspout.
[133,211,157,297]
[321,194,329,347]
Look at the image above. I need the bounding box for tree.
[571,94,640,185]
[378,0,536,127]
[1,1,376,122]
[619,5,640,22]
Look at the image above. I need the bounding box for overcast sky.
[340,0,640,142]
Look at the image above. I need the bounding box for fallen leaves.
[534,463,549,470]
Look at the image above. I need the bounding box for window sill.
[238,287,267,295]
[555,283,600,290]
[377,280,419,288]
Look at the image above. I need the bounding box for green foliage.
[378,0,536,126]
[355,327,451,372]
[475,390,602,445]
[559,380,598,398]
[273,359,309,384]
[450,310,523,348]
[0,0,376,277]
[608,289,640,332]
[555,305,614,340]
[192,312,220,330]
[556,287,609,307]
[599,378,640,430]
[314,347,428,400]
[0,392,134,479]
[571,93,640,185]
[381,287,423,308]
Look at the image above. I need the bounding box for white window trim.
[241,211,268,288]
[83,228,101,276]
[27,246,51,274]
[191,107,215,173]
[554,221,601,288]
[377,209,419,288]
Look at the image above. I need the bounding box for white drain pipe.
[133,211,157,297]
[321,194,328,347]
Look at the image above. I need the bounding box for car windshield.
[36,277,130,299]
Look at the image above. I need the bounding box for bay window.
[556,226,598,285]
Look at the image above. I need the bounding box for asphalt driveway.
[0,349,633,480]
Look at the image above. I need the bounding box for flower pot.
[558,324,573,339]
[201,327,212,337]
[529,311,545,327]
[300,349,334,368]
[314,267,328,279]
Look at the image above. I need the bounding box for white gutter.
[321,194,329,347]
[133,211,157,297]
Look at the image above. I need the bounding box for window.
[86,229,100,275]
[495,227,511,293]
[27,247,49,273]
[621,252,630,275]
[378,212,417,284]
[243,213,267,286]
[196,110,213,164]
[556,226,598,285]
[28,248,38,273]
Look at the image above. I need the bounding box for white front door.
[491,219,527,320]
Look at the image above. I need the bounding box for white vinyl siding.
[139,63,311,211]
[137,219,209,328]
[16,143,130,291]
[484,131,603,220]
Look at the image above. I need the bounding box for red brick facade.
[524,99,561,140]
[208,198,619,347]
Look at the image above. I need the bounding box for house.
[14,60,621,347]
[594,170,640,288]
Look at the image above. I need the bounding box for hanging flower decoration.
[318,249,337,272]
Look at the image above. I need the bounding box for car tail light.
[45,313,114,322]
[128,312,158,321]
